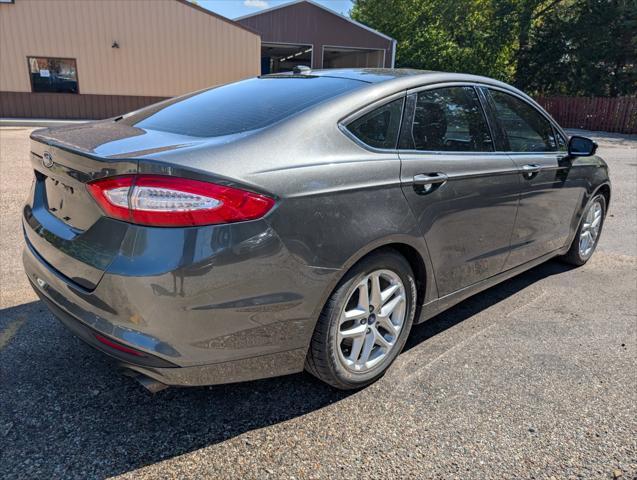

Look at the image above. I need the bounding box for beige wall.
[0,0,261,97]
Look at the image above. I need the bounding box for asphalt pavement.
[0,127,635,479]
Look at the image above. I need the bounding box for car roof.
[263,68,522,94]
[265,67,512,84]
[263,68,432,84]
[260,68,560,133]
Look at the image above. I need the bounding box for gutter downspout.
[391,39,396,68]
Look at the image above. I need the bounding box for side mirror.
[568,135,598,157]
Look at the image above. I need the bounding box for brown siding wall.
[0,91,167,120]
[238,2,394,68]
[0,0,260,118]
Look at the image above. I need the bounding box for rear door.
[398,85,520,297]
[482,88,584,268]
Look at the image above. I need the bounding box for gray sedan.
[22,68,610,390]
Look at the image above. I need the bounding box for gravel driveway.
[1,127,635,479]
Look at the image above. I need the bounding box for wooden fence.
[536,96,636,134]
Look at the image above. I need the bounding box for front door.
[398,86,520,297]
[483,89,585,268]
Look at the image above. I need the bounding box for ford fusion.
[23,68,610,390]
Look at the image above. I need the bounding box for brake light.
[87,175,275,227]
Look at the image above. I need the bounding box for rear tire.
[305,250,417,390]
[560,194,606,266]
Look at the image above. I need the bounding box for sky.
[198,0,354,19]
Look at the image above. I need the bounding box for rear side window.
[401,87,493,152]
[122,76,364,138]
[346,98,403,149]
[489,90,557,152]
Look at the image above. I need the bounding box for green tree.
[352,0,519,81]
[511,0,569,88]
[351,0,636,96]
[522,0,636,96]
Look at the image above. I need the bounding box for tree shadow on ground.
[0,259,573,479]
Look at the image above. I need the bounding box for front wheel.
[560,194,606,266]
[305,250,417,390]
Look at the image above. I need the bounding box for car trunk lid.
[24,122,203,290]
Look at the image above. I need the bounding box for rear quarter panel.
[143,97,439,306]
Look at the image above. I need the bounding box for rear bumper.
[32,282,306,386]
[31,285,177,369]
[22,219,339,386]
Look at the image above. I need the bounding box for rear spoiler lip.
[30,128,133,163]
[30,124,206,161]
[30,131,277,200]
[29,136,139,185]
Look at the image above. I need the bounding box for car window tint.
[406,87,493,152]
[122,77,365,138]
[489,90,557,152]
[346,98,403,149]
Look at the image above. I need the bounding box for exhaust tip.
[135,374,169,393]
[122,369,168,393]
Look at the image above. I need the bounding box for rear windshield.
[121,76,365,138]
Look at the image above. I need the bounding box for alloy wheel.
[336,269,406,373]
[579,199,603,258]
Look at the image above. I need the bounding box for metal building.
[237,0,396,74]
[0,0,260,119]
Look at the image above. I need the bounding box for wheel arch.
[340,239,434,312]
[307,236,436,347]
[595,182,611,212]
[564,180,612,253]
[384,243,428,322]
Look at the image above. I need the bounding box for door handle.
[412,173,448,194]
[520,164,542,179]
[521,164,541,174]
[413,173,449,185]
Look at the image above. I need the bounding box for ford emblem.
[42,151,54,168]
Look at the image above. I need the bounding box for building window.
[28,57,79,94]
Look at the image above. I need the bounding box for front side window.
[28,57,78,93]
[489,90,557,152]
[346,98,403,149]
[401,87,493,152]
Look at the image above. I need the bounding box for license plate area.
[38,168,101,231]
[44,173,79,224]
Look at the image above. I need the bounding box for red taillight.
[86,175,275,227]
[94,333,144,357]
